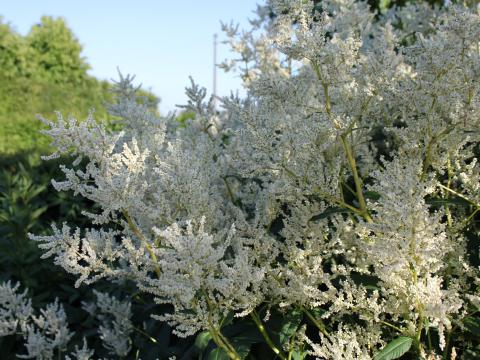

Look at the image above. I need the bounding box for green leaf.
[204,322,260,360]
[379,0,391,12]
[222,321,263,343]
[194,330,213,352]
[57,283,76,294]
[364,191,381,201]
[30,206,48,221]
[278,309,303,345]
[28,184,47,199]
[290,349,305,360]
[206,348,230,360]
[205,341,251,360]
[464,316,480,337]
[374,337,413,360]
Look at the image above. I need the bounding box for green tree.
[0,14,160,156]
[27,16,90,84]
[0,18,33,78]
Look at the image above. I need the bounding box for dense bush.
[0,154,200,359]
[0,14,164,359]
[0,16,106,155]
[2,0,480,359]
[0,16,159,156]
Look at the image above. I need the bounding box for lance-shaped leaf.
[373,337,413,360]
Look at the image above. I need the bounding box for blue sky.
[2,0,260,113]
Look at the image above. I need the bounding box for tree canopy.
[0,15,159,156]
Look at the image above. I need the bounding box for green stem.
[311,61,332,119]
[379,320,403,333]
[219,331,241,359]
[421,126,454,181]
[287,335,295,360]
[123,210,161,278]
[340,135,372,222]
[311,59,372,223]
[280,163,362,217]
[250,310,287,360]
[342,180,357,198]
[445,156,453,228]
[438,184,480,208]
[415,315,424,355]
[202,289,241,360]
[301,306,329,337]
[312,186,365,216]
[132,325,158,344]
[222,176,236,204]
[443,327,454,360]
[459,208,480,230]
[210,327,241,360]
[426,319,432,352]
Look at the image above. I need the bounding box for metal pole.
[213,33,218,111]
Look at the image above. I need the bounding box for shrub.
[2,0,480,358]
[0,16,160,156]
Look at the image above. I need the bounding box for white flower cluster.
[0,282,72,359]
[19,299,73,359]
[0,282,132,359]
[64,339,95,360]
[305,324,382,360]
[28,0,480,358]
[82,290,133,356]
[0,281,32,337]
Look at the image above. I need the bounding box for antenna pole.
[213,33,218,111]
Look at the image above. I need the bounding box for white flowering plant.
[0,281,133,359]
[1,0,479,358]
